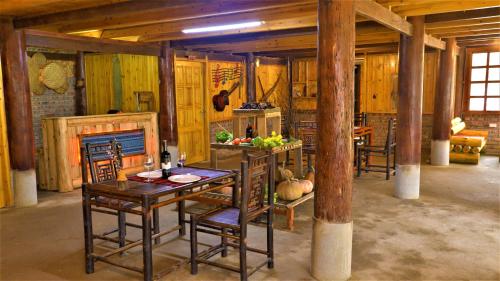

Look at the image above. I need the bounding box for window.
[465,48,500,112]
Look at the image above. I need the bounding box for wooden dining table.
[82,167,238,281]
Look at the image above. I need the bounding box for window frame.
[464,46,500,114]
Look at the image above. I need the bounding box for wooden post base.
[13,169,37,207]
[395,164,420,199]
[431,140,450,166]
[311,218,353,281]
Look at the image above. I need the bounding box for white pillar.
[395,164,420,199]
[13,169,37,207]
[431,140,450,166]
[311,219,353,280]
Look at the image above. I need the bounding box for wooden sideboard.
[38,112,159,192]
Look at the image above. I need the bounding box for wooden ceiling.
[2,0,499,54]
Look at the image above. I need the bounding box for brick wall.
[462,114,500,156]
[31,60,76,149]
[366,113,433,154]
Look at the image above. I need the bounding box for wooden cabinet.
[38,113,159,192]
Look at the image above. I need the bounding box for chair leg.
[356,146,362,177]
[239,228,248,281]
[190,215,198,275]
[221,228,228,257]
[365,150,370,173]
[117,211,126,248]
[267,210,274,268]
[153,208,160,244]
[386,150,391,180]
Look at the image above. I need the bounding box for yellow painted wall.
[85,54,159,115]
[0,58,13,208]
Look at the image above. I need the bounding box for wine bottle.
[161,140,171,178]
[246,123,253,138]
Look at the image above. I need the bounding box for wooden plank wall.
[290,53,439,114]
[85,54,159,115]
[256,63,289,117]
[360,52,438,114]
[0,58,13,207]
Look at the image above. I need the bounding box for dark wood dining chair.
[189,153,275,281]
[353,112,368,165]
[82,140,160,247]
[356,118,396,180]
[295,120,317,169]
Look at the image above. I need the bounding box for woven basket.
[31,52,47,68]
[27,57,45,95]
[41,62,67,93]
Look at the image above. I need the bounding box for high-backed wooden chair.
[295,121,317,169]
[354,112,367,127]
[134,91,155,112]
[82,140,160,247]
[356,118,396,180]
[190,153,275,281]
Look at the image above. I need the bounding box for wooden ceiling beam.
[428,23,500,36]
[355,0,412,36]
[425,15,500,29]
[24,29,161,56]
[101,3,318,40]
[15,0,315,32]
[437,28,500,38]
[425,7,500,23]
[391,1,500,17]
[424,34,446,50]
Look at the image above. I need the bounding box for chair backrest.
[385,118,397,150]
[239,153,273,221]
[135,91,155,112]
[354,112,367,127]
[84,140,123,184]
[295,120,317,149]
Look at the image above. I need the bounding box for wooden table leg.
[178,191,186,236]
[142,196,153,281]
[153,208,160,244]
[286,207,294,231]
[210,148,217,169]
[82,185,94,274]
[294,146,303,178]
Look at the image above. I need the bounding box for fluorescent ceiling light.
[182,21,263,34]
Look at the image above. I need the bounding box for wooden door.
[175,61,206,164]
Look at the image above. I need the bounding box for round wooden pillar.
[311,0,355,280]
[431,38,456,166]
[246,53,256,102]
[395,16,425,199]
[158,42,179,161]
[0,19,37,206]
[75,51,87,116]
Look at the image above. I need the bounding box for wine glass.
[179,152,186,168]
[143,155,154,182]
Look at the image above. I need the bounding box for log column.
[75,51,87,116]
[246,53,256,102]
[311,1,355,280]
[395,16,425,199]
[0,18,37,206]
[431,38,457,166]
[158,41,179,162]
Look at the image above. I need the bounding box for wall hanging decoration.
[211,63,242,88]
[41,62,68,94]
[28,52,48,95]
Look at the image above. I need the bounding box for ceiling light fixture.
[182,21,264,34]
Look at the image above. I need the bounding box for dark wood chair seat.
[358,145,389,153]
[199,207,240,228]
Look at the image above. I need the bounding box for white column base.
[431,140,450,166]
[311,218,352,281]
[13,169,37,207]
[394,164,420,199]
